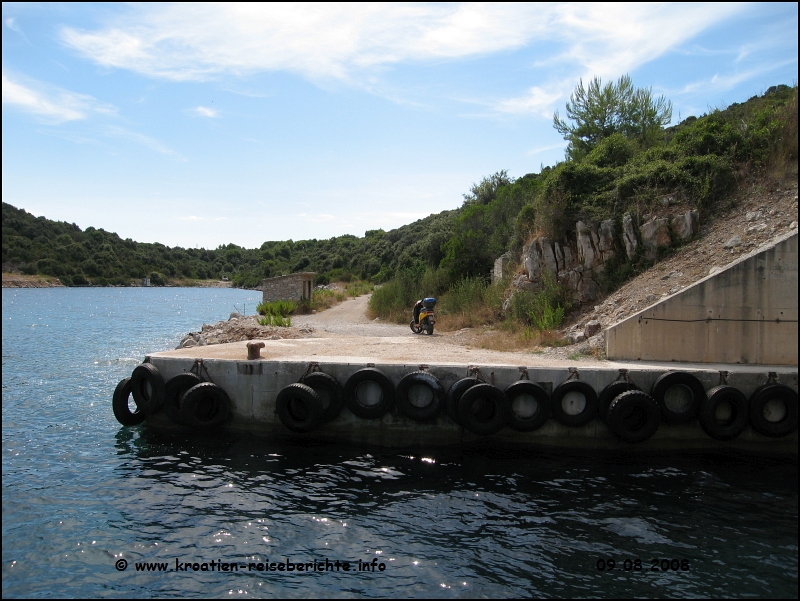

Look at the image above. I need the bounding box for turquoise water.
[2,288,798,598]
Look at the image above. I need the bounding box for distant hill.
[1,200,457,287]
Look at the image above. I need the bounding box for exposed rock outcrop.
[517,209,701,306]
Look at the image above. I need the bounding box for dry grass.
[447,324,568,353]
[435,307,499,331]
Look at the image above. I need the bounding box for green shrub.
[369,273,417,320]
[256,299,297,317]
[511,274,570,331]
[439,277,488,315]
[345,280,374,297]
[585,133,636,168]
[258,314,292,327]
[531,301,565,331]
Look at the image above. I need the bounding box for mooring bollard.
[247,341,265,360]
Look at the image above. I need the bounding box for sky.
[2,3,798,250]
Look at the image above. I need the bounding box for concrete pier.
[145,338,798,453]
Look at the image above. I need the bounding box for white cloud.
[5,17,21,33]
[56,3,751,119]
[59,4,554,82]
[51,4,567,83]
[674,58,798,97]
[493,3,747,116]
[526,142,567,156]
[495,85,564,117]
[194,106,217,117]
[104,126,186,160]
[2,72,115,123]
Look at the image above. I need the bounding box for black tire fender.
[130,363,166,414]
[606,390,660,443]
[505,381,550,432]
[445,377,480,425]
[551,380,598,427]
[598,380,639,423]
[699,385,749,441]
[164,373,203,425]
[180,382,231,429]
[300,371,344,423]
[650,371,705,424]
[748,384,798,438]
[276,383,324,432]
[396,371,444,422]
[344,368,395,419]
[112,377,146,426]
[457,383,510,436]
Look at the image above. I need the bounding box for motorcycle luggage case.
[423,297,437,308]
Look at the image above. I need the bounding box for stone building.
[261,272,315,303]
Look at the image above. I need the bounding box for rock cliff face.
[517,209,699,304]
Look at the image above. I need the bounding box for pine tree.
[553,75,672,160]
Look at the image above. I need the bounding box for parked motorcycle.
[410,298,436,335]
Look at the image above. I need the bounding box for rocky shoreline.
[2,274,65,288]
[175,313,314,349]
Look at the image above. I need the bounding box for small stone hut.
[261,272,315,303]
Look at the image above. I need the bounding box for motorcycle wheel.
[410,320,421,334]
[424,320,434,335]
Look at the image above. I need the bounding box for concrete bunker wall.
[262,272,315,303]
[606,231,798,364]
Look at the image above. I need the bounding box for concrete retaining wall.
[606,231,798,364]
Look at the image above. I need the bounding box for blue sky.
[2,2,797,249]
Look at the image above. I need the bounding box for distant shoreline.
[2,273,257,290]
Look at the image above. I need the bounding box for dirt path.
[291,294,408,337]
[283,294,611,366]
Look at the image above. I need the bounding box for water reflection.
[100,430,798,598]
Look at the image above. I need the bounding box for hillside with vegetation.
[1,201,456,288]
[3,79,797,343]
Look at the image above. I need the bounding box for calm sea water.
[2,288,797,599]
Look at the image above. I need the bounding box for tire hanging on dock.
[748,384,798,438]
[344,368,395,419]
[164,373,203,425]
[445,377,480,426]
[606,390,660,443]
[504,381,550,432]
[112,377,146,426]
[698,385,749,441]
[180,382,231,429]
[130,363,166,414]
[396,371,444,422]
[276,383,324,432]
[457,383,510,436]
[598,380,639,423]
[551,380,598,427]
[300,372,344,423]
[650,372,705,424]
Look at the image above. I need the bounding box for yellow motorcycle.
[410,298,436,335]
